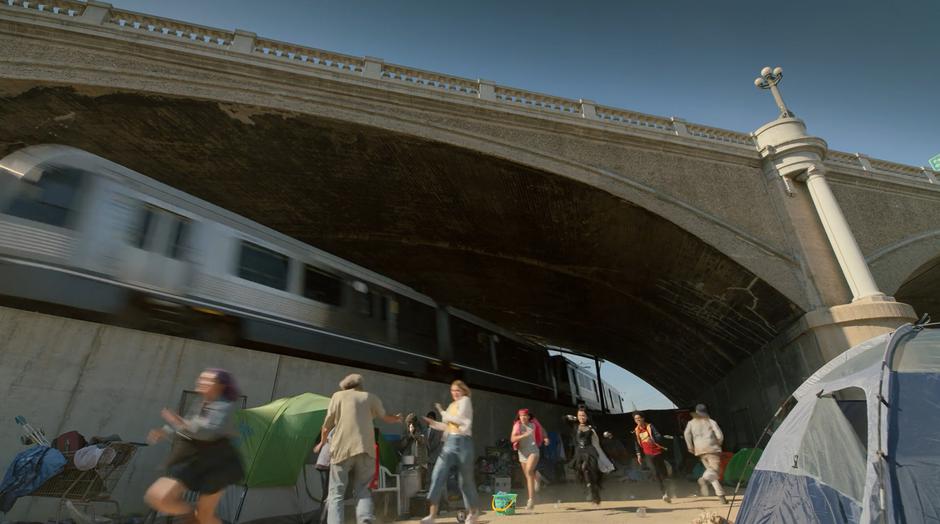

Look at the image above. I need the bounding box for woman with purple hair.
[145,368,244,524]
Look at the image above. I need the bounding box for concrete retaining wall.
[0,306,569,520]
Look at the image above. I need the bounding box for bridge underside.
[0,83,805,404]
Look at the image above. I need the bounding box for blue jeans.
[426,435,478,511]
[327,453,374,524]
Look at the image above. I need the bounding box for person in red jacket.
[633,411,673,503]
[510,408,549,510]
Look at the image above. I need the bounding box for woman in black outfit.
[566,406,615,506]
[145,369,244,524]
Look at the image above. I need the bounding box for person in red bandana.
[510,408,549,510]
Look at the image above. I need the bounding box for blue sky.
[110,0,938,408]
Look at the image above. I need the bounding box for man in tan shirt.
[315,374,401,524]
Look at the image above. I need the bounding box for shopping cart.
[29,441,144,522]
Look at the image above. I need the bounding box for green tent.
[236,392,331,488]
[722,448,762,486]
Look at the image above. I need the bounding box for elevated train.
[0,145,624,413]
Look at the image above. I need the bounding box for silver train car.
[0,145,623,409]
[549,355,626,414]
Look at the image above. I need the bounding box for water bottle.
[637,507,647,518]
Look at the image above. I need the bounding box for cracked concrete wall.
[0,306,570,520]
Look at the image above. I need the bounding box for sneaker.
[662,494,672,503]
[420,516,435,524]
[719,495,729,505]
[526,499,535,511]
[465,512,480,524]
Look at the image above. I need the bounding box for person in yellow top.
[421,380,480,524]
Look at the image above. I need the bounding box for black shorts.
[166,437,244,494]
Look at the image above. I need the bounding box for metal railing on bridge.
[2,0,937,186]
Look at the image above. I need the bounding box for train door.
[118,202,193,294]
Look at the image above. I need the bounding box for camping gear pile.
[1,417,141,522]
[737,321,940,523]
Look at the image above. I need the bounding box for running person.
[566,406,615,505]
[632,411,672,503]
[145,369,244,524]
[511,409,549,510]
[421,380,481,524]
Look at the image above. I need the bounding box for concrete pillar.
[922,168,938,184]
[800,166,885,301]
[231,29,256,54]
[78,0,112,25]
[855,153,873,172]
[754,117,887,303]
[478,79,496,101]
[671,117,690,137]
[362,56,384,80]
[579,99,597,120]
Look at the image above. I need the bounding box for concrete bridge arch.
[0,2,934,431]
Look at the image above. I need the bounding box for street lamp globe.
[761,66,772,77]
[773,66,783,76]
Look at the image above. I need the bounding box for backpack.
[52,431,87,453]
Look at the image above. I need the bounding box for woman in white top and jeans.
[421,380,480,524]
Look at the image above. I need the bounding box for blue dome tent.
[737,322,940,523]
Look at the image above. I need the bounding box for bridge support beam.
[699,115,920,446]
[755,117,900,304]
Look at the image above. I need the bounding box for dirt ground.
[396,478,742,523]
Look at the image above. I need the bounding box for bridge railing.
[3,0,85,17]
[3,0,937,184]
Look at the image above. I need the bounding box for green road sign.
[930,153,940,171]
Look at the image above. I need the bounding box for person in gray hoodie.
[683,404,727,504]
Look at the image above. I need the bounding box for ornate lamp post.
[754,66,794,118]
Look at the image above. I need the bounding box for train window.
[356,291,373,317]
[131,207,155,249]
[302,265,342,306]
[237,241,289,290]
[452,317,493,370]
[167,218,190,259]
[4,167,83,228]
[397,299,437,356]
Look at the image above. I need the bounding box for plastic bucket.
[491,491,517,516]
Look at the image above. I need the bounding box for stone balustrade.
[380,63,480,95]
[595,105,674,133]
[4,0,84,17]
[2,0,937,184]
[493,86,583,115]
[109,8,232,46]
[252,37,364,73]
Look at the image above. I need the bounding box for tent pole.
[725,396,794,522]
[233,485,249,524]
[295,482,304,524]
